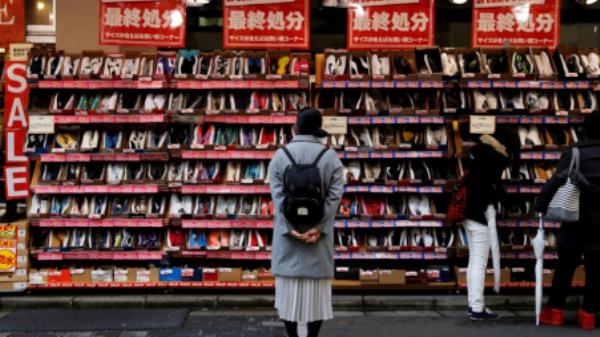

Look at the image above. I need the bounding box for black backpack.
[282,146,330,233]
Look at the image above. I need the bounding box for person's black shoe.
[470,308,500,321]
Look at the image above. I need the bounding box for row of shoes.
[28,53,155,79]
[557,50,600,78]
[339,126,448,149]
[35,228,162,250]
[472,90,598,112]
[35,129,168,153]
[29,195,169,218]
[169,91,308,113]
[167,228,271,251]
[453,226,558,249]
[517,126,580,148]
[502,163,557,183]
[314,90,443,113]
[172,51,310,78]
[496,198,535,218]
[31,91,309,114]
[339,195,442,219]
[41,160,270,185]
[27,50,310,79]
[343,160,458,184]
[499,228,557,249]
[169,195,274,219]
[335,228,454,251]
[28,125,293,153]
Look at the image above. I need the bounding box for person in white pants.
[461,126,520,321]
[464,205,500,317]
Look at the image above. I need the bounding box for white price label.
[322,116,348,135]
[28,115,55,134]
[470,115,496,135]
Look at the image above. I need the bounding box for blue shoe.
[470,308,499,321]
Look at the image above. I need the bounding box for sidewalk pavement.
[0,309,597,337]
[0,294,583,311]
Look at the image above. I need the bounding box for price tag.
[322,116,348,135]
[29,115,55,134]
[470,115,496,135]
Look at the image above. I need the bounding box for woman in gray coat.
[268,109,344,337]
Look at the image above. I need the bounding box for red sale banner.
[0,0,25,48]
[3,49,30,200]
[223,0,310,50]
[472,0,560,48]
[100,0,186,47]
[347,0,435,50]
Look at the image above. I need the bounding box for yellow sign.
[8,43,33,61]
[0,249,16,272]
[322,116,348,135]
[470,115,496,135]
[0,224,17,240]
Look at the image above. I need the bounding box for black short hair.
[584,113,600,140]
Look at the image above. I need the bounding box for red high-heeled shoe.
[539,308,565,326]
[578,307,596,330]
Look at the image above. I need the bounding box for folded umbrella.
[532,215,547,326]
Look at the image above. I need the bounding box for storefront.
[0,0,598,293]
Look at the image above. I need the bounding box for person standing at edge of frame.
[463,125,521,321]
[268,108,344,337]
[537,113,600,331]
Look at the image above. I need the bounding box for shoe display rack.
[24,46,599,291]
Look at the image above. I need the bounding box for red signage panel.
[223,0,310,50]
[472,0,560,48]
[100,0,186,47]
[347,0,435,50]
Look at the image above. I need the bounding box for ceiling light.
[186,0,210,6]
[574,0,598,4]
[449,0,468,4]
[36,1,45,10]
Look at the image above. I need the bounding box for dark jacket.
[536,139,600,252]
[465,142,511,225]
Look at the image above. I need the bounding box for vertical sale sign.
[223,0,310,50]
[472,0,560,48]
[3,44,31,200]
[347,0,435,50]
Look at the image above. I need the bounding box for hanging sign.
[472,0,560,48]
[223,0,310,50]
[4,43,31,200]
[100,0,186,47]
[347,0,435,50]
[0,0,25,48]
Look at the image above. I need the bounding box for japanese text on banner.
[223,0,309,49]
[472,0,559,48]
[347,0,434,50]
[100,0,186,47]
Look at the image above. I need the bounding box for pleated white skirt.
[275,277,333,323]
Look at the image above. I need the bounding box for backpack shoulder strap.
[312,147,330,167]
[282,147,297,166]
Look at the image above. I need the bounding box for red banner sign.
[100,0,186,47]
[347,0,435,50]
[223,0,310,50]
[0,0,24,48]
[4,53,30,200]
[472,0,560,48]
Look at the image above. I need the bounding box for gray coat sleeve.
[268,150,293,236]
[315,152,344,235]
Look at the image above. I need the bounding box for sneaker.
[470,308,500,321]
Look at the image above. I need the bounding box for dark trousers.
[548,246,600,313]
